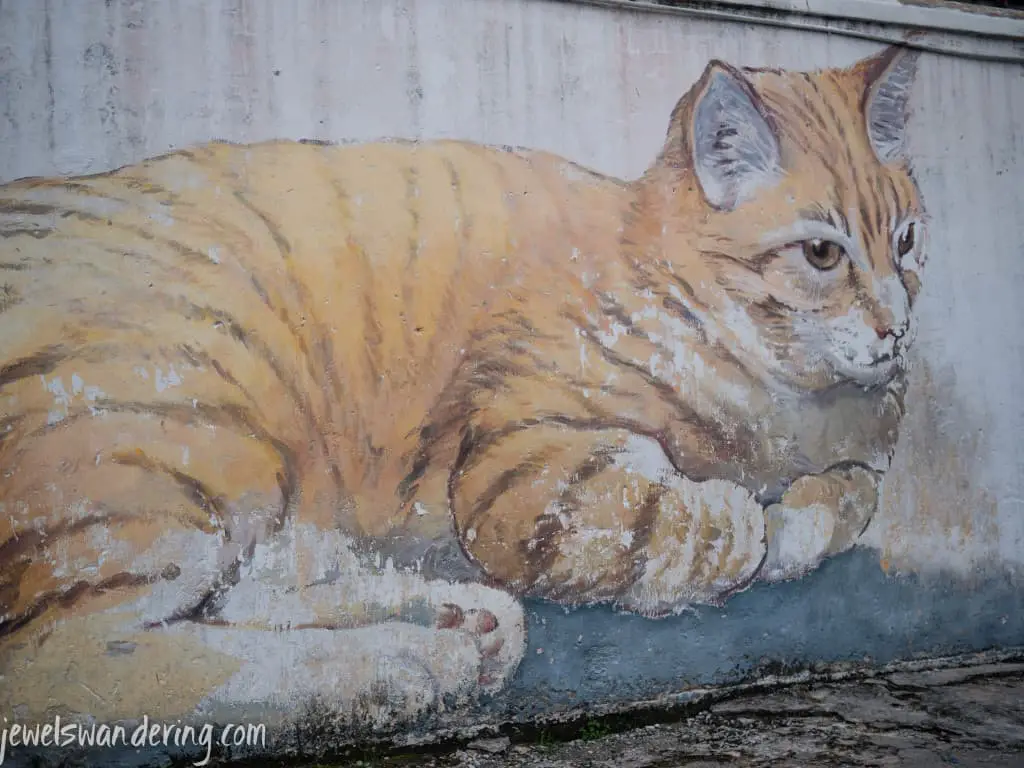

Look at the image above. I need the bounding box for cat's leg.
[0,520,525,729]
[451,426,767,617]
[758,464,880,583]
[294,575,525,693]
[1,463,521,727]
[162,614,499,730]
[0,593,508,731]
[167,520,526,725]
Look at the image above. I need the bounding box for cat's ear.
[859,46,919,163]
[690,61,783,211]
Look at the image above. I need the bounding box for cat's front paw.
[760,500,836,583]
[759,466,879,583]
[618,474,768,615]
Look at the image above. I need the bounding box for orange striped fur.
[0,47,925,722]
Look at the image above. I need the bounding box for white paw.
[426,581,526,696]
[175,583,526,728]
[759,501,835,583]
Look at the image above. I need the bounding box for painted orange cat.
[0,47,924,727]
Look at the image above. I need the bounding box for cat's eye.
[897,222,915,257]
[801,239,845,271]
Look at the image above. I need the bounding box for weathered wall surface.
[1,0,1023,765]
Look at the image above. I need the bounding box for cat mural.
[0,46,924,729]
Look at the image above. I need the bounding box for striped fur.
[0,47,924,720]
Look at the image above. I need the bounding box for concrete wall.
[1,0,1023,764]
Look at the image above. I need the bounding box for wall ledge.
[554,0,1024,62]
[707,0,1024,38]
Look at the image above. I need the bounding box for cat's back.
[0,137,629,539]
[0,136,623,361]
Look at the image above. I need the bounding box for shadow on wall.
[498,549,1024,718]
[873,356,1003,578]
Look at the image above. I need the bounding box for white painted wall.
[1,0,1022,578]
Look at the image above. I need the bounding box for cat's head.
[646,46,926,393]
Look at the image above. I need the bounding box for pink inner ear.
[866,50,918,164]
[691,67,783,211]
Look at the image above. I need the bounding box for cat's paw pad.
[437,603,498,635]
[429,588,525,695]
[436,603,507,687]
